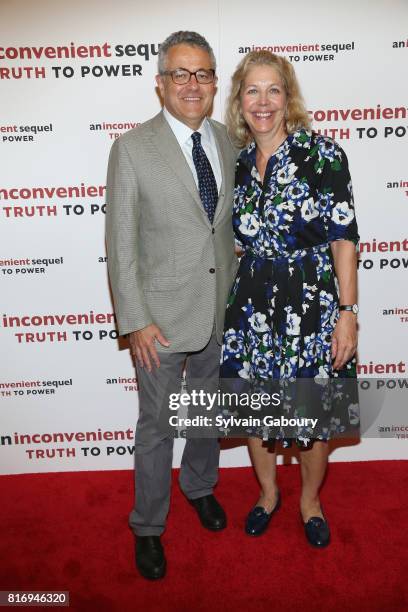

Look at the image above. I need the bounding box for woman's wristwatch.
[339,304,359,315]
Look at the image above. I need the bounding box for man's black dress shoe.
[135,536,166,579]
[189,494,227,530]
[303,515,330,548]
[245,491,281,536]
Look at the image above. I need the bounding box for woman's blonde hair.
[225,51,311,148]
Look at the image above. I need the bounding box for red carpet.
[1,461,407,611]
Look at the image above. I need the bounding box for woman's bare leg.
[247,437,279,512]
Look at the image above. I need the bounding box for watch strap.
[339,304,358,314]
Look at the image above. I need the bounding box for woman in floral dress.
[221,51,359,546]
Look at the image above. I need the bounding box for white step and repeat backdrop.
[1,0,407,474]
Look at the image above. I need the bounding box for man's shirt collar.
[163,107,211,147]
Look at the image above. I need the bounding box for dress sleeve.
[320,142,360,246]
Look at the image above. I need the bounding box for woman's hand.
[331,312,357,370]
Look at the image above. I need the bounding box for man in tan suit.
[106,31,237,580]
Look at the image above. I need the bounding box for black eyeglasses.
[161,68,215,85]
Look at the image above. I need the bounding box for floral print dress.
[220,129,359,446]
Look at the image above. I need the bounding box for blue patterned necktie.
[191,131,218,224]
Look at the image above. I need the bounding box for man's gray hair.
[158,31,216,73]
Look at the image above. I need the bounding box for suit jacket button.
[212,228,215,234]
[209,268,215,274]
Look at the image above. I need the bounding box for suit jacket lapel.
[150,112,208,220]
[209,118,227,224]
[150,112,230,226]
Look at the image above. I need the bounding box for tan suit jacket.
[106,111,238,352]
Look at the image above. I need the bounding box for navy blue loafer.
[303,515,330,548]
[245,491,281,536]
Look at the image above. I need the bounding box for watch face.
[352,304,359,314]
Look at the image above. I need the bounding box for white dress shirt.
[163,107,222,193]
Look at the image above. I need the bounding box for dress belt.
[244,243,330,263]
